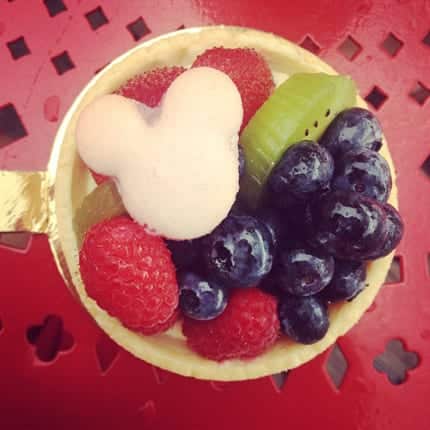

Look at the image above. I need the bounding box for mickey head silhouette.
[77,67,243,240]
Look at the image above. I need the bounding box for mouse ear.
[160,67,243,136]
[76,95,142,176]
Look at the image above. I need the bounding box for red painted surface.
[0,0,429,429]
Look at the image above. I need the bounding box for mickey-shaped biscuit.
[76,67,243,240]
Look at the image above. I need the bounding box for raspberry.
[91,170,108,185]
[115,66,186,108]
[192,47,274,130]
[183,288,280,361]
[142,308,179,335]
[79,216,179,335]
[90,66,187,184]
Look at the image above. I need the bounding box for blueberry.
[332,148,392,203]
[276,248,334,296]
[308,191,387,260]
[278,294,329,344]
[320,260,366,302]
[166,239,201,270]
[201,214,274,287]
[259,269,283,296]
[179,272,228,320]
[238,145,246,179]
[365,203,404,259]
[320,107,383,158]
[268,141,334,204]
[257,207,284,249]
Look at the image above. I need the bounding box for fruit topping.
[201,213,274,287]
[77,67,243,240]
[183,288,279,361]
[275,248,335,296]
[91,170,109,185]
[365,203,404,259]
[256,207,285,250]
[79,216,178,335]
[74,180,126,247]
[179,272,228,320]
[332,148,392,202]
[241,73,356,206]
[267,140,334,206]
[166,239,201,270]
[319,260,366,303]
[308,191,387,260]
[278,294,329,344]
[116,66,186,108]
[193,47,274,130]
[320,107,383,158]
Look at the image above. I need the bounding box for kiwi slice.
[74,180,126,247]
[240,73,357,207]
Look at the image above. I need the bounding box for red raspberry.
[90,66,187,184]
[115,66,186,108]
[79,216,179,335]
[91,170,108,185]
[183,288,280,361]
[192,47,274,131]
[142,308,180,336]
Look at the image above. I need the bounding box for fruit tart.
[55,26,403,381]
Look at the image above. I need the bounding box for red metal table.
[0,1,429,429]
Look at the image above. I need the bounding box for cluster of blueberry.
[170,107,403,345]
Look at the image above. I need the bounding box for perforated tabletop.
[0,1,429,429]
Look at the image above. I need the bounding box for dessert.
[53,27,403,381]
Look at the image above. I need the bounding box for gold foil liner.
[0,26,398,381]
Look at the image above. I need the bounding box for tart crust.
[50,26,398,381]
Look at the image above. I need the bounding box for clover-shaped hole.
[373,339,419,385]
[7,36,31,60]
[409,82,430,106]
[96,332,119,373]
[126,17,151,41]
[43,0,67,17]
[299,35,321,55]
[325,344,348,389]
[51,51,75,75]
[385,256,403,284]
[85,6,109,31]
[365,86,388,110]
[271,371,288,392]
[381,33,404,57]
[338,36,362,61]
[26,315,74,362]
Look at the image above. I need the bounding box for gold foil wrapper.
[0,171,50,234]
